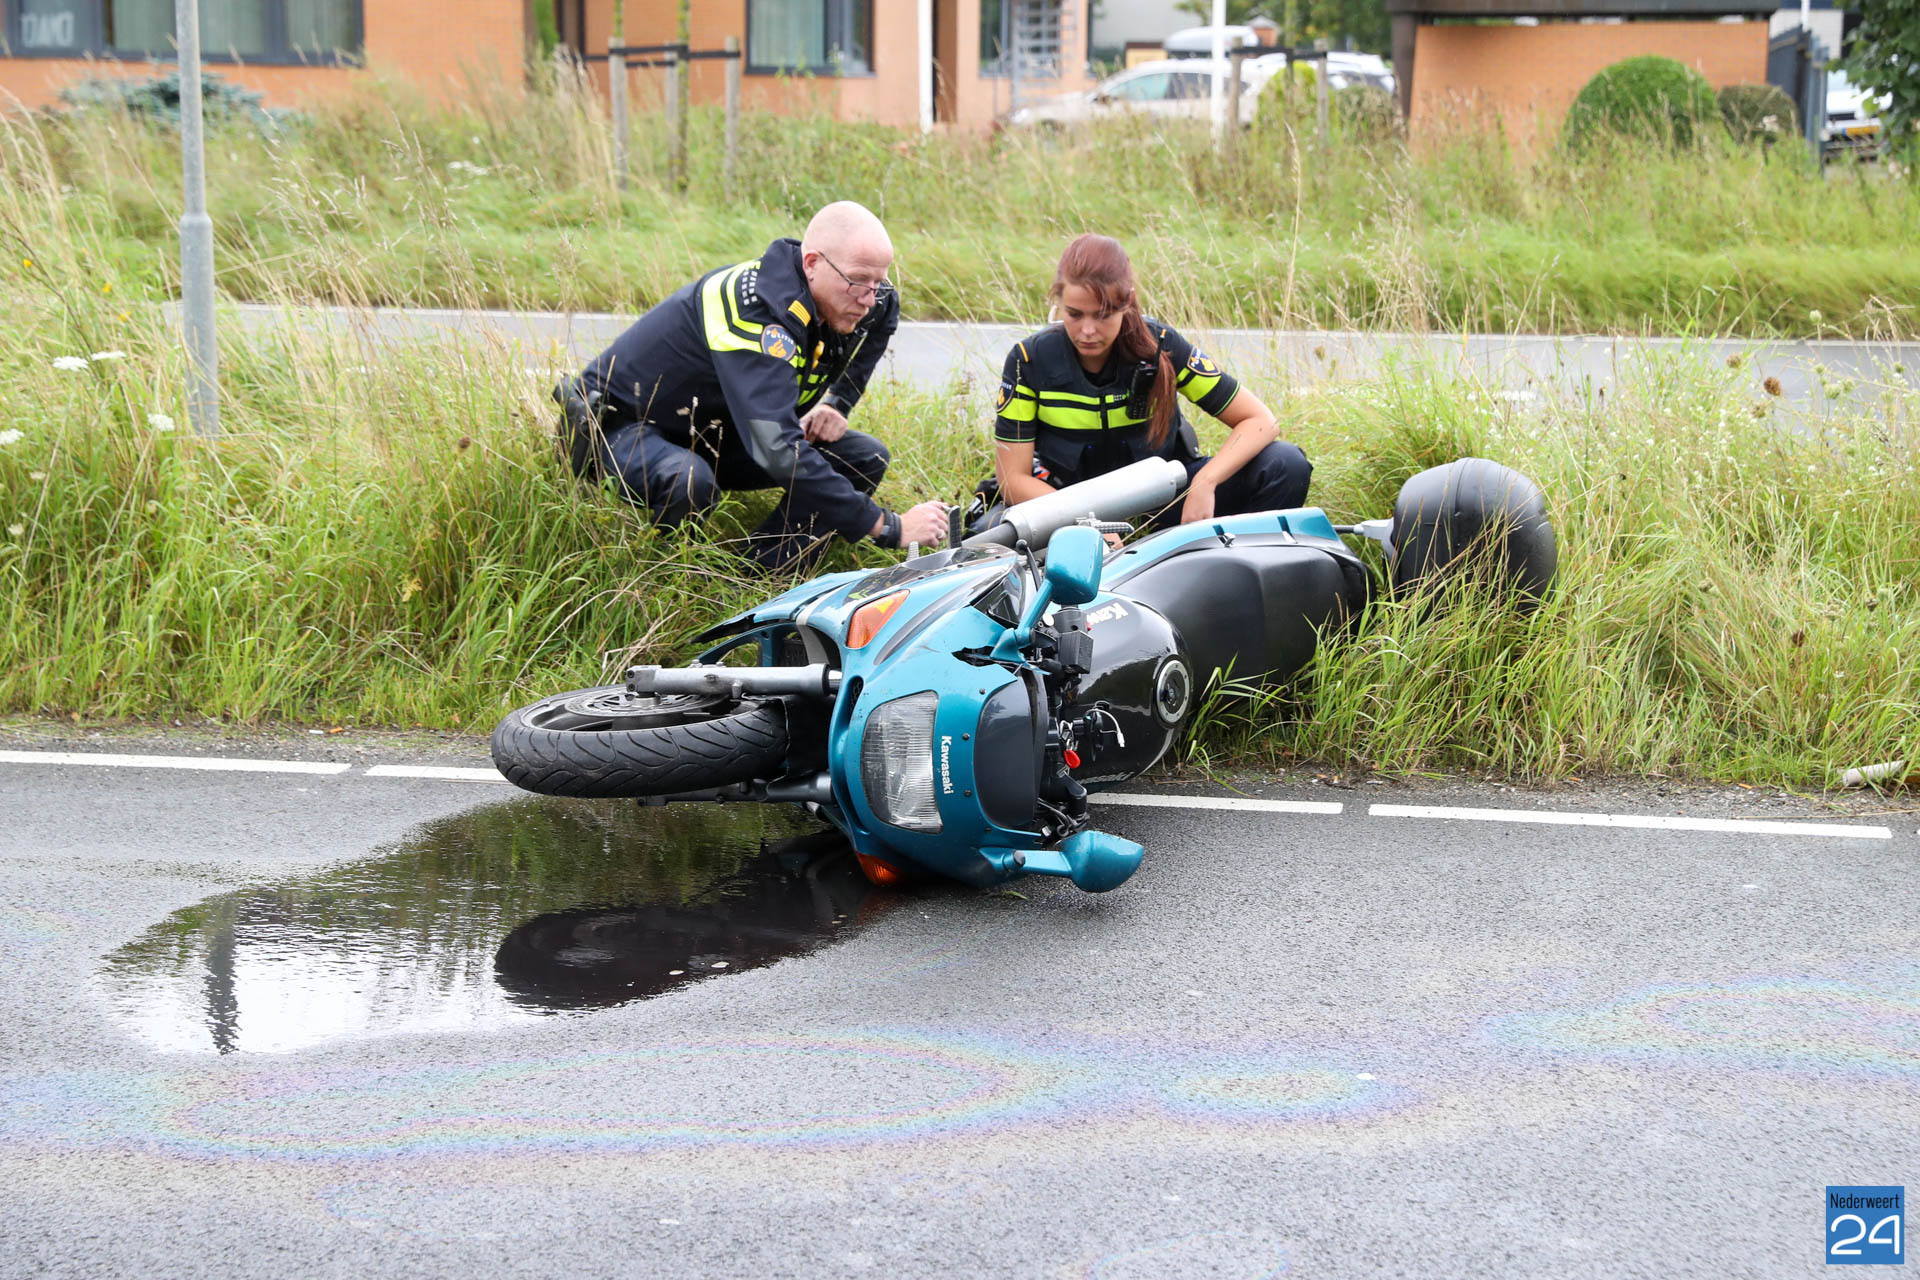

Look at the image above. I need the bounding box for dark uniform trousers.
[1151,441,1313,529]
[596,419,891,571]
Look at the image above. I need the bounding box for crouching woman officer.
[990,234,1309,530]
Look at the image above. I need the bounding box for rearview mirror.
[1043,525,1104,607]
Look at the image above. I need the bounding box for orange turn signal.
[846,589,909,649]
[856,853,907,887]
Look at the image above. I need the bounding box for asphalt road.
[1,748,1913,1278]
[212,304,1919,420]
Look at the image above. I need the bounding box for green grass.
[2,261,1915,783]
[4,66,1917,337]
[3,76,1918,785]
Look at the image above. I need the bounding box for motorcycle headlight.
[861,692,942,833]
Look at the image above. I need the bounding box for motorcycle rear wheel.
[491,685,788,799]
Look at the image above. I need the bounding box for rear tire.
[491,685,788,799]
[1389,457,1557,603]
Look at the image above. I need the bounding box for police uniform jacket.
[993,321,1240,485]
[577,237,898,540]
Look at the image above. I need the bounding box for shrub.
[55,71,294,133]
[1563,55,1719,150]
[1718,82,1799,145]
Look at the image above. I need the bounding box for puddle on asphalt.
[98,800,885,1054]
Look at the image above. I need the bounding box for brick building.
[0,1,524,110]
[1386,0,1773,148]
[1,1,1095,131]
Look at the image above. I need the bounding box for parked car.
[1005,57,1274,128]
[1822,68,1891,159]
[1162,24,1268,57]
[1243,49,1396,96]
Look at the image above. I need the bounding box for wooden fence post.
[1225,49,1245,156]
[1316,51,1329,145]
[609,42,628,190]
[664,50,681,188]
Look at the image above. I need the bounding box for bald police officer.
[558,201,947,572]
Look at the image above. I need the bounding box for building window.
[980,0,1067,79]
[746,0,871,76]
[4,0,362,63]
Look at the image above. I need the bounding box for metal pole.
[917,0,934,135]
[609,4,628,191]
[1209,0,1228,140]
[176,0,219,437]
[724,36,741,201]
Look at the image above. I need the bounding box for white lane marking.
[362,764,508,783]
[1093,792,1343,815]
[1370,803,1891,840]
[0,749,350,775]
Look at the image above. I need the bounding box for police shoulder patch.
[996,380,1014,412]
[760,325,798,362]
[1187,349,1220,378]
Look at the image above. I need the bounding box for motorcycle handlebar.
[962,458,1187,552]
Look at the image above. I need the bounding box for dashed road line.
[362,764,508,782]
[1092,793,1342,816]
[0,752,1901,840]
[0,749,351,776]
[1370,803,1892,840]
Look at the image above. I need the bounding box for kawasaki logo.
[939,735,954,794]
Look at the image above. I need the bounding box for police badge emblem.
[996,380,1014,412]
[1187,349,1220,377]
[760,326,798,361]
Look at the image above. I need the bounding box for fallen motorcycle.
[493,456,1556,894]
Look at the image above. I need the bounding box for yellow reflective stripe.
[1177,368,1223,403]
[701,262,763,354]
[998,395,1038,424]
[1035,389,1101,406]
[1035,405,1104,431]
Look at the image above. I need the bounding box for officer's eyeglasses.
[818,252,896,308]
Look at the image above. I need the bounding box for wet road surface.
[0,756,1914,1277]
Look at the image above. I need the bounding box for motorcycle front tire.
[491,685,788,799]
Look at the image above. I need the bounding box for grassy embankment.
[1,74,1916,783]
[15,63,1920,336]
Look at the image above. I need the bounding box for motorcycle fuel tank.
[1061,595,1189,788]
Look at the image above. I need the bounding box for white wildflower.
[29,470,46,480]
[51,355,88,372]
[147,413,176,433]
[0,429,22,446]
[6,524,21,538]
[1809,309,1823,324]
[89,349,127,362]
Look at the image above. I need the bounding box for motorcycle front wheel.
[490,685,788,799]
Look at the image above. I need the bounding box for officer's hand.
[800,404,849,444]
[899,501,950,549]
[1179,481,1217,526]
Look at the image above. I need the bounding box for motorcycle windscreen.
[970,670,1043,832]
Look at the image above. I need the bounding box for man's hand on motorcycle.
[1179,481,1217,526]
[900,500,950,548]
[800,404,849,444]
